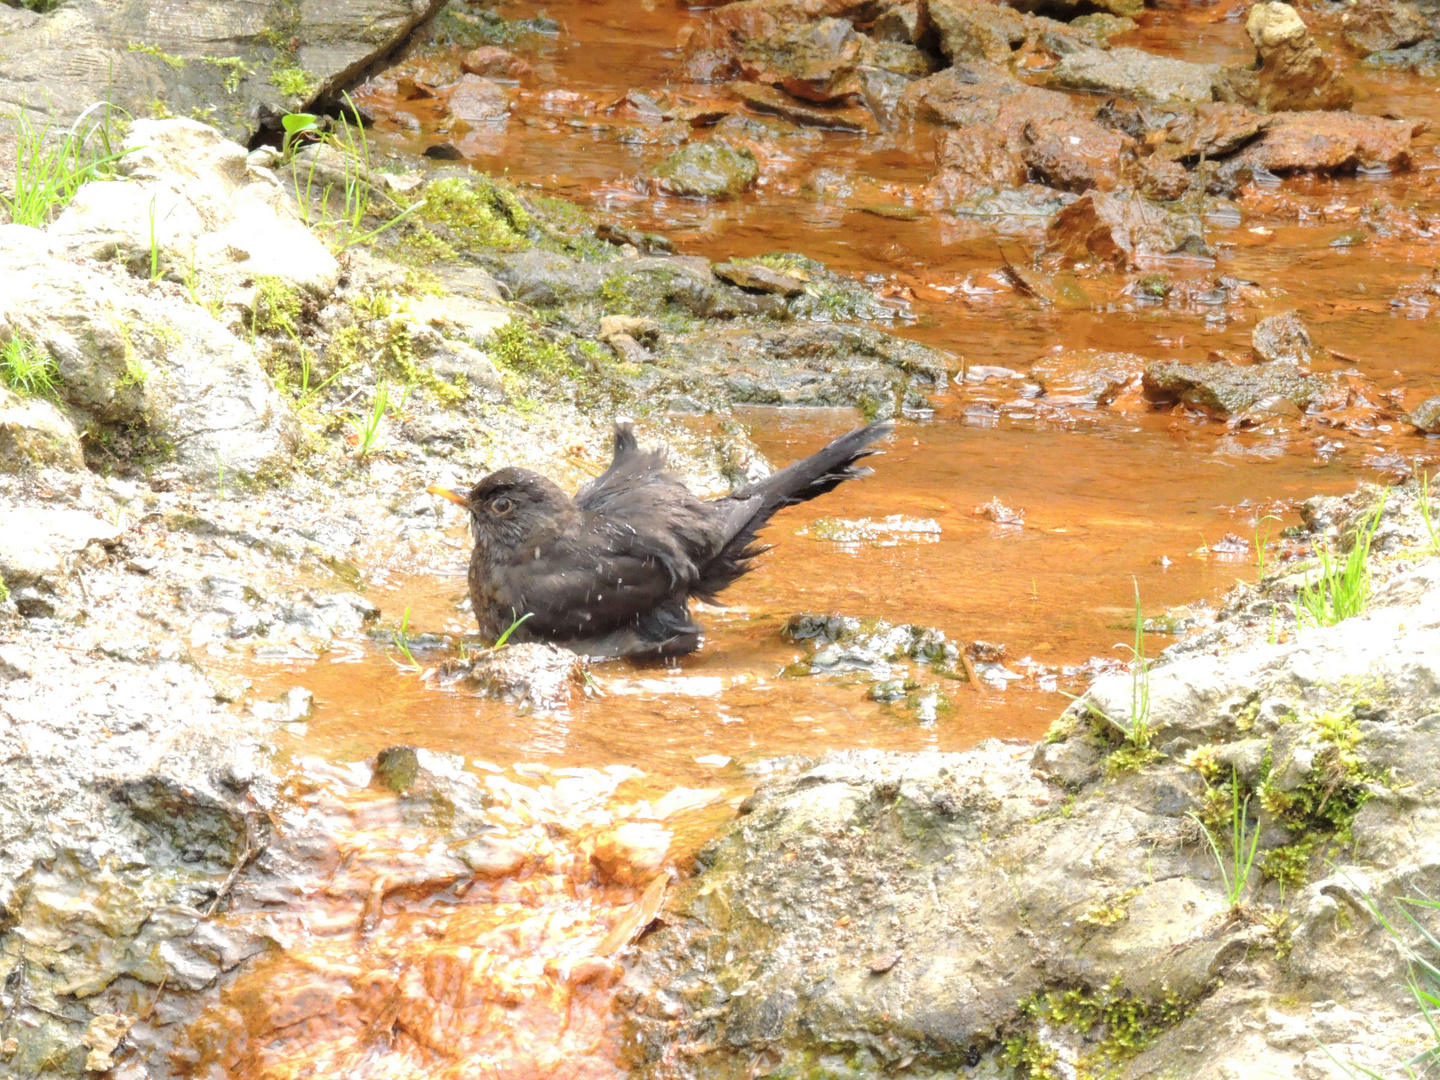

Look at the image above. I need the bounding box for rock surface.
[0,0,448,141]
[653,141,761,198]
[620,516,1440,1080]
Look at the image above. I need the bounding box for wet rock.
[0,0,448,143]
[784,612,964,680]
[1151,103,1265,162]
[591,822,671,885]
[0,386,84,473]
[50,119,340,298]
[655,322,947,418]
[435,643,588,711]
[1045,192,1210,268]
[899,63,1077,130]
[1029,350,1145,405]
[460,45,532,80]
[1404,395,1440,433]
[728,81,879,132]
[738,17,864,103]
[1237,111,1423,173]
[1020,117,1136,194]
[620,747,1236,1077]
[0,225,297,483]
[374,746,423,793]
[1142,359,1340,416]
[0,508,121,594]
[713,261,807,296]
[1251,310,1314,365]
[873,1,925,43]
[1048,46,1220,104]
[653,141,760,199]
[934,127,1028,194]
[446,73,513,122]
[1341,0,1429,54]
[922,0,1097,65]
[1214,2,1356,113]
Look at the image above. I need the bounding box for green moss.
[269,64,317,99]
[411,176,534,254]
[486,320,573,378]
[250,275,302,337]
[1259,839,1318,889]
[200,55,251,93]
[1256,706,1377,840]
[127,42,186,68]
[1079,886,1143,928]
[0,575,9,603]
[1004,980,1188,1079]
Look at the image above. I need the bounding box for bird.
[426,418,894,658]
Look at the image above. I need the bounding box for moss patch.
[1003,981,1188,1079]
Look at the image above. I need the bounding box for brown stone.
[446,73,512,123]
[935,127,1027,189]
[714,261,808,296]
[1239,111,1424,173]
[729,81,879,132]
[1340,0,1429,54]
[1213,2,1355,113]
[460,46,531,81]
[1046,192,1210,268]
[1020,116,1136,193]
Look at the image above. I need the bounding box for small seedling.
[147,194,162,279]
[280,111,320,161]
[1188,767,1261,908]
[1254,513,1280,584]
[1119,577,1153,750]
[391,607,421,670]
[493,611,532,649]
[347,383,388,460]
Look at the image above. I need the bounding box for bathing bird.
[427,418,893,658]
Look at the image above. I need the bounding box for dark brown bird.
[427,418,893,658]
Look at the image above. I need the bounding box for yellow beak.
[426,484,469,507]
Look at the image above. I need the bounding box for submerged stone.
[653,142,759,199]
[1142,359,1340,416]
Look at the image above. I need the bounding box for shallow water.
[206,1,1440,1073]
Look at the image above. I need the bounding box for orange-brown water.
[199,2,1440,1074]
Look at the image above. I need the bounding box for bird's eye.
[491,496,513,515]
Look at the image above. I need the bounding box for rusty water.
[187,0,1440,1073]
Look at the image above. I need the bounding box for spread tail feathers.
[696,419,893,599]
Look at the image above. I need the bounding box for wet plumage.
[429,419,893,658]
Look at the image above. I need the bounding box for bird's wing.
[575,421,670,512]
[491,549,681,641]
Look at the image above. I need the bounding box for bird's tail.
[695,419,894,600]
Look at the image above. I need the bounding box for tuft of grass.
[1418,467,1440,557]
[285,98,426,251]
[1188,766,1261,908]
[1297,496,1385,629]
[0,337,60,398]
[392,607,421,670]
[1,100,132,227]
[249,275,301,338]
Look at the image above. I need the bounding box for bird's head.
[427,468,573,548]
